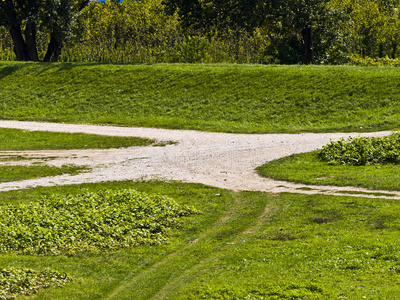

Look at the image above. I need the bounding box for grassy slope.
[1,182,400,299]
[1,62,400,133]
[257,151,400,191]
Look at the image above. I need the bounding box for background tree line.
[1,0,400,64]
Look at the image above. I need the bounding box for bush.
[348,55,400,67]
[0,189,200,255]
[319,133,400,166]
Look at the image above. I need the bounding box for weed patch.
[0,189,199,255]
[0,267,72,299]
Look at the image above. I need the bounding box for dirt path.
[1,120,399,199]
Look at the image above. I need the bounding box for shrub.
[319,133,400,166]
[0,189,200,255]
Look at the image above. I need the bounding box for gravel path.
[1,120,399,199]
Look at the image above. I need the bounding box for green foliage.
[320,134,400,165]
[1,0,400,63]
[186,284,324,299]
[0,267,72,299]
[348,55,400,66]
[0,0,89,61]
[0,189,200,255]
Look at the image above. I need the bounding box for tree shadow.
[0,64,25,80]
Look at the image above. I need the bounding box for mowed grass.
[1,181,400,298]
[0,127,152,182]
[1,62,400,133]
[0,128,154,150]
[257,151,400,191]
[0,165,89,183]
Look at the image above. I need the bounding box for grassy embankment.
[1,181,400,299]
[0,128,154,182]
[1,62,400,133]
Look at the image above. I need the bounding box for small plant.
[0,267,72,299]
[319,133,400,166]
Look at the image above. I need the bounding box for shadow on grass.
[0,64,25,80]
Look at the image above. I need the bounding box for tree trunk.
[301,24,314,65]
[9,25,28,61]
[43,33,63,62]
[24,21,39,61]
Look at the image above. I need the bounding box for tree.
[162,0,267,34]
[0,0,89,61]
[162,0,341,64]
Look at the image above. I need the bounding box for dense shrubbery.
[2,0,400,64]
[348,55,400,67]
[0,267,72,299]
[0,189,199,255]
[319,134,400,166]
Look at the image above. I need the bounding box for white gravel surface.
[1,120,399,199]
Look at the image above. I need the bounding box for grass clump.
[320,133,400,166]
[0,267,72,299]
[0,189,199,255]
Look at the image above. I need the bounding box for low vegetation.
[1,63,400,133]
[258,134,400,190]
[320,133,400,166]
[0,267,72,300]
[0,165,89,183]
[0,128,154,150]
[0,189,199,255]
[0,182,399,298]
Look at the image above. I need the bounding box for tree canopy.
[0,0,89,61]
[1,0,400,64]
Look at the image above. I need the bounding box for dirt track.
[1,120,399,199]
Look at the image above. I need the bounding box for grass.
[1,62,400,133]
[335,190,397,197]
[0,165,89,183]
[257,151,400,191]
[0,128,154,150]
[1,181,400,298]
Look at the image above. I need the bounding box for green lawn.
[0,128,154,150]
[1,62,400,133]
[1,181,400,299]
[0,165,89,183]
[257,151,400,191]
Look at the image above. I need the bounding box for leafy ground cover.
[0,165,89,183]
[0,181,400,299]
[0,189,199,255]
[320,133,400,166]
[1,62,400,133]
[0,267,72,299]
[257,151,400,191]
[0,128,154,150]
